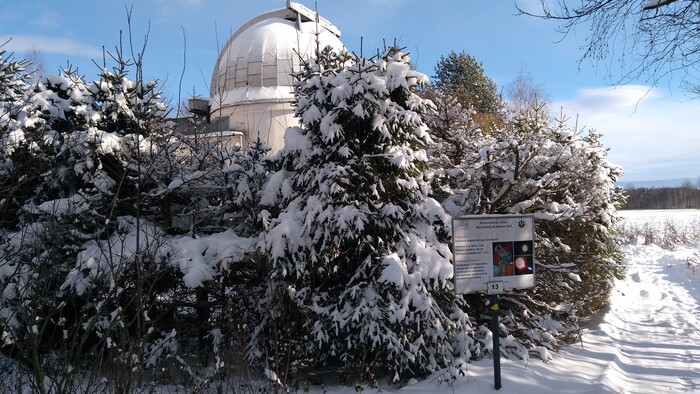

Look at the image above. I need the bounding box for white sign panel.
[453,215,535,294]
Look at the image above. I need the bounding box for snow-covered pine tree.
[439,108,625,353]
[86,61,178,221]
[0,65,119,392]
[0,51,187,390]
[225,137,272,236]
[0,50,28,120]
[254,47,479,382]
[57,60,184,386]
[0,50,29,145]
[0,45,269,390]
[421,87,477,167]
[0,50,36,228]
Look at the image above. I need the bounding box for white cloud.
[560,85,659,115]
[553,86,700,181]
[0,35,102,58]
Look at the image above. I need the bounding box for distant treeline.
[623,185,700,209]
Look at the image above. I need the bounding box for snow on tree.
[0,35,626,389]
[253,47,480,382]
[0,50,29,142]
[421,88,478,169]
[0,52,195,390]
[0,43,280,390]
[437,107,625,351]
[224,137,272,236]
[0,64,110,391]
[0,50,35,228]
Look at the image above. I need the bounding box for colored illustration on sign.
[492,240,534,277]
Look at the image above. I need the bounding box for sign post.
[490,294,501,390]
[452,214,536,390]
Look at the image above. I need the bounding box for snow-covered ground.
[619,209,700,229]
[321,209,700,393]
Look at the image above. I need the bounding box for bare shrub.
[618,217,700,249]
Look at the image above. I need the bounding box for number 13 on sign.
[487,281,504,295]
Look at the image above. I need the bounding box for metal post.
[490,294,502,390]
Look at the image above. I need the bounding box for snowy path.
[574,243,700,393]
[450,242,700,393]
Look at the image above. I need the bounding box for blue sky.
[2,0,699,183]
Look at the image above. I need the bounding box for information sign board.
[453,215,535,294]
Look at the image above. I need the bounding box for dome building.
[190,1,343,153]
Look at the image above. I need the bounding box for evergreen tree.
[0,50,37,228]
[421,88,477,168]
[433,51,501,116]
[0,55,185,390]
[225,137,272,236]
[439,109,625,350]
[253,47,480,382]
[0,64,114,391]
[0,47,269,390]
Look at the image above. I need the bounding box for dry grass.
[617,218,700,249]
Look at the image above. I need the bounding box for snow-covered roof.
[200,130,244,137]
[210,1,344,111]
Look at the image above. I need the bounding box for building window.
[248,60,262,87]
[263,63,277,87]
[278,57,294,86]
[235,57,247,89]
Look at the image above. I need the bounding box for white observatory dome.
[202,1,343,153]
[210,3,343,111]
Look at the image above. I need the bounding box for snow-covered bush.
[420,87,479,171]
[436,107,625,350]
[0,52,198,391]
[0,41,280,390]
[252,47,481,383]
[225,137,272,235]
[0,50,42,229]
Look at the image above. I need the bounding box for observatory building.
[189,1,344,153]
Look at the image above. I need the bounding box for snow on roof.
[200,130,244,137]
[210,5,344,109]
[212,86,295,111]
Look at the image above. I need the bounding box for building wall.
[212,101,298,153]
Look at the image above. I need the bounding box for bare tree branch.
[516,0,700,94]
